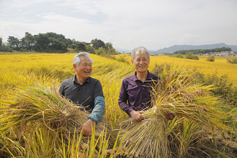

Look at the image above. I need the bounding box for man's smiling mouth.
[84,71,90,74]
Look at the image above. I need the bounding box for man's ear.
[73,64,76,70]
[131,59,133,64]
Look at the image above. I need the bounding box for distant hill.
[116,48,131,54]
[150,43,237,54]
[117,43,237,54]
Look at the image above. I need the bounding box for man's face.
[73,56,92,80]
[132,51,150,73]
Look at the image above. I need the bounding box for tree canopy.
[91,38,105,50]
[1,32,118,55]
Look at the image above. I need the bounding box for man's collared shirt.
[118,71,158,115]
[59,75,104,112]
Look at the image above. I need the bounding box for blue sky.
[0,0,237,50]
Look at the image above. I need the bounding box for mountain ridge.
[117,43,237,54]
[149,43,237,54]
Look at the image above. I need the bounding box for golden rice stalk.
[119,110,170,158]
[167,117,205,158]
[0,85,109,136]
[151,64,229,130]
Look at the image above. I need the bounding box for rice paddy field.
[0,53,237,157]
[122,54,237,86]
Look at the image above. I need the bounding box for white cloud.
[0,0,237,50]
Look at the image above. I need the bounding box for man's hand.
[80,119,95,136]
[130,110,144,121]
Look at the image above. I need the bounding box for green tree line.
[173,47,232,55]
[0,32,118,55]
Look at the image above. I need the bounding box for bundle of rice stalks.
[120,110,170,158]
[119,64,231,158]
[0,85,110,143]
[151,64,229,129]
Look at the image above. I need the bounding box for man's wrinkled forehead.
[82,61,92,64]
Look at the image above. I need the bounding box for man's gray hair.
[73,52,93,66]
[131,46,150,61]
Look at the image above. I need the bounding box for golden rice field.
[0,53,237,157]
[0,53,236,126]
[0,53,135,128]
[124,54,237,86]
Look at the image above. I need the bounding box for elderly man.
[119,46,174,121]
[59,52,105,136]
